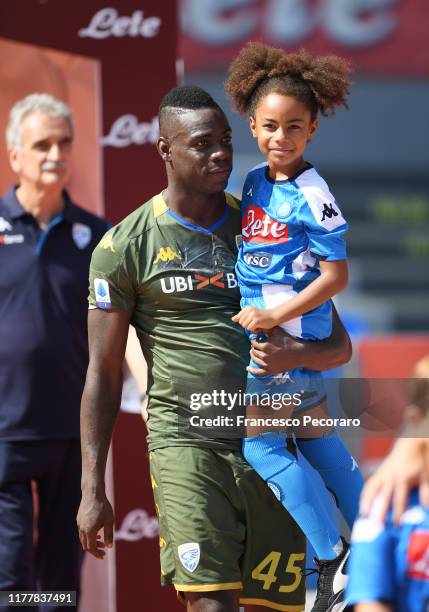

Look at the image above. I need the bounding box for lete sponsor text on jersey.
[161,272,237,293]
[79,8,161,39]
[242,206,288,243]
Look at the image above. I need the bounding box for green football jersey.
[89,192,249,451]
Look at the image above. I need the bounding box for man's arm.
[248,304,352,375]
[77,308,131,559]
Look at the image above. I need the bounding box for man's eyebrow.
[32,136,73,147]
[189,131,212,139]
[31,138,49,147]
[189,126,232,137]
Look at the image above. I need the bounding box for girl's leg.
[243,433,343,561]
[297,431,363,529]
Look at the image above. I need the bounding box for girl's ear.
[308,117,318,142]
[249,116,257,138]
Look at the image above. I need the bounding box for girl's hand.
[232,306,278,332]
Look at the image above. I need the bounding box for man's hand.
[247,304,352,374]
[77,493,114,559]
[232,306,278,332]
[360,438,429,524]
[248,327,306,375]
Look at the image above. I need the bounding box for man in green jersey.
[77,86,351,612]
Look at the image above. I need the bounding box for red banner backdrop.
[0,3,178,611]
[180,0,429,76]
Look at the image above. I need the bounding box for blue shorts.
[241,284,329,412]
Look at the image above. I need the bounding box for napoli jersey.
[237,162,347,286]
[347,490,429,611]
[237,162,347,342]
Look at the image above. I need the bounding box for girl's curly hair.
[225,42,352,118]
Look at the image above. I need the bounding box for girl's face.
[249,92,318,180]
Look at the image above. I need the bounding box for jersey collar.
[152,190,239,219]
[2,186,76,224]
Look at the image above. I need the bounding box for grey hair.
[6,93,74,149]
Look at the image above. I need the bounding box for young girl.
[225,43,363,611]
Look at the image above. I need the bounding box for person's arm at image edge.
[125,325,148,422]
[77,308,131,559]
[355,602,392,612]
[360,437,429,523]
[248,303,352,375]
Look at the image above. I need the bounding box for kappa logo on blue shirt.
[178,542,200,573]
[320,202,339,222]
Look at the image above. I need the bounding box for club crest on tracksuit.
[72,223,92,249]
[178,542,200,572]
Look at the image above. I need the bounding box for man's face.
[162,107,233,194]
[9,111,73,191]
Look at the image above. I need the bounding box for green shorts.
[150,446,306,611]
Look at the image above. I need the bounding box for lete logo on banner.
[179,0,429,77]
[115,509,159,542]
[79,8,161,39]
[101,115,159,147]
[182,0,397,46]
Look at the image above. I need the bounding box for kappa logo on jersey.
[267,371,293,386]
[94,278,112,309]
[0,217,12,232]
[178,542,200,573]
[246,186,253,196]
[407,530,429,581]
[160,272,237,293]
[320,202,339,222]
[242,205,288,244]
[154,246,181,264]
[243,252,273,268]
[99,234,115,253]
[72,223,92,249]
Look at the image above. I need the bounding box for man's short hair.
[6,93,74,150]
[158,85,223,132]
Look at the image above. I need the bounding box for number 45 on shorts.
[252,552,305,592]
